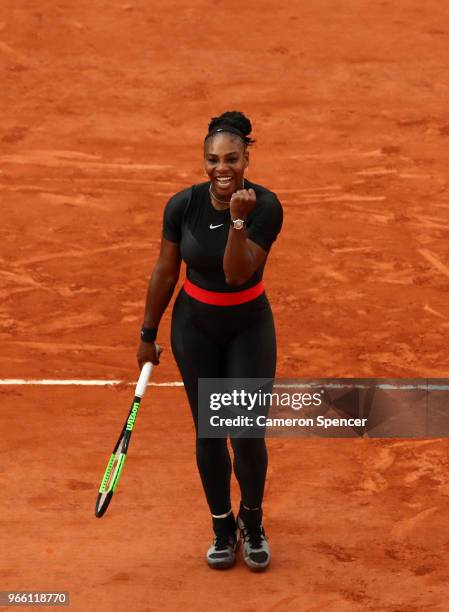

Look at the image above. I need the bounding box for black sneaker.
[237,516,271,571]
[206,530,240,569]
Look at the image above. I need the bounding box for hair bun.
[207,111,255,146]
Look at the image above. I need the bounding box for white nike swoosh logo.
[209,223,224,229]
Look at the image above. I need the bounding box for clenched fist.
[230,188,256,219]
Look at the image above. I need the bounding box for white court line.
[275,383,449,391]
[0,379,184,386]
[0,380,448,390]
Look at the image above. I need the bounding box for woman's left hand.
[230,188,256,219]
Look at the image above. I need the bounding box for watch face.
[233,219,244,229]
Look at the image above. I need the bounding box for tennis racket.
[95,355,158,518]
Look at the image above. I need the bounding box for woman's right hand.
[137,340,162,370]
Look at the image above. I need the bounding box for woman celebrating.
[137,111,283,571]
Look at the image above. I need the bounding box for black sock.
[212,512,237,535]
[238,501,262,527]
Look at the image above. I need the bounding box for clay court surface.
[2,1,449,610]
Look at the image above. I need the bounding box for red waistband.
[183,278,264,306]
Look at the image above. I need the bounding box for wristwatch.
[231,218,246,230]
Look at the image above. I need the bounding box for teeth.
[217,177,231,183]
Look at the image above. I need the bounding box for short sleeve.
[246,192,283,252]
[162,188,191,243]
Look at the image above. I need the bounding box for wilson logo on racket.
[126,402,140,431]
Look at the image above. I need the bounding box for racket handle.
[135,344,160,398]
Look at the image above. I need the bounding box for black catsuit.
[163,178,283,515]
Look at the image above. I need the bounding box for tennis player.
[137,111,283,571]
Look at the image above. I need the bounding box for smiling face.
[204,132,249,199]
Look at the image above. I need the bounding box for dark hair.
[204,111,256,147]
